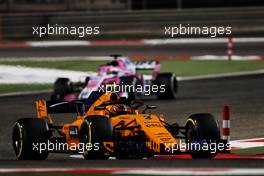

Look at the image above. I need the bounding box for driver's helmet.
[110,104,132,116]
[109,60,119,67]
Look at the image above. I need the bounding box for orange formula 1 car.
[12,92,228,160]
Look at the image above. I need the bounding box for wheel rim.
[12,123,23,158]
[81,120,92,157]
[186,122,198,142]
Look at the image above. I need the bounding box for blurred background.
[0,0,264,40]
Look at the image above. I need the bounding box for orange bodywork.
[36,93,179,154]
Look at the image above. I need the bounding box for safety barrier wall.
[0,0,128,12]
[0,6,264,40]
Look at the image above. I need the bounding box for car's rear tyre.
[120,76,137,101]
[185,113,220,159]
[50,78,74,102]
[155,73,177,99]
[79,115,113,159]
[12,118,49,160]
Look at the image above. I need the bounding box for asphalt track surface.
[0,42,263,57]
[0,75,263,168]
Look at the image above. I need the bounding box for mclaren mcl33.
[12,92,228,160]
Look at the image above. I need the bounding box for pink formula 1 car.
[50,55,178,102]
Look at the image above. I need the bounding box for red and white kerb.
[222,105,230,142]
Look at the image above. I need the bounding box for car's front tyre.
[79,116,113,160]
[155,73,178,99]
[185,113,221,159]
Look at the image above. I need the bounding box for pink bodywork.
[68,57,161,100]
[64,93,77,102]
[90,57,161,90]
[97,58,135,77]
[101,76,121,85]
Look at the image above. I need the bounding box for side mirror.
[143,105,157,113]
[94,106,106,110]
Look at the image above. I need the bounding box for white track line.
[117,168,264,175]
[0,65,94,84]
[24,38,264,47]
[28,41,90,47]
[234,137,264,142]
[231,141,264,149]
[143,37,264,45]
[0,89,52,97]
[192,55,262,61]
[231,137,264,149]
[0,168,264,175]
[0,56,112,62]
[178,69,264,81]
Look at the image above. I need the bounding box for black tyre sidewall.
[80,115,113,159]
[185,113,220,159]
[12,118,49,160]
[155,73,177,99]
[120,76,137,100]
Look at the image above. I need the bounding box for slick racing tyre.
[50,77,74,102]
[155,73,178,99]
[12,118,49,160]
[79,115,113,159]
[120,76,137,101]
[185,113,221,159]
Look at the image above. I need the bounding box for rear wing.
[134,60,160,70]
[36,99,89,118]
